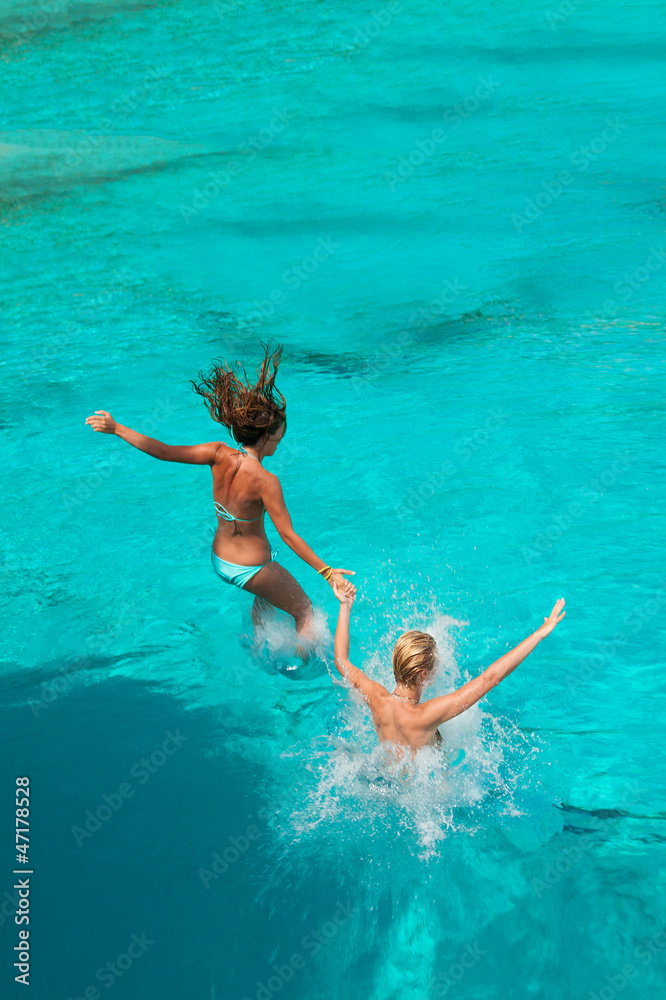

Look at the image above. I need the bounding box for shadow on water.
[0,649,168,701]
[0,669,358,1000]
[0,1,166,40]
[1,659,664,999]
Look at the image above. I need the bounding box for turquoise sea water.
[1,0,665,997]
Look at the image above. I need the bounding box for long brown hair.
[191,343,287,446]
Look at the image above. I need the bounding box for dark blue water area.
[0,668,370,1000]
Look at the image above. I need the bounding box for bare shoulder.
[211,442,233,465]
[359,675,390,705]
[258,467,282,490]
[337,658,388,704]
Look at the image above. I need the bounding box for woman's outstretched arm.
[86,410,220,465]
[261,474,355,588]
[332,582,384,700]
[421,599,566,728]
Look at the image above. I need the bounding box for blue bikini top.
[213,501,264,524]
[213,447,264,525]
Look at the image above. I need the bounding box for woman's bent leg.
[243,562,315,640]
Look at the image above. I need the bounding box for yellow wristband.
[317,565,331,576]
[323,568,333,581]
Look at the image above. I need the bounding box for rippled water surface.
[1,0,665,997]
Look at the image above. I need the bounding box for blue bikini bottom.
[211,547,277,590]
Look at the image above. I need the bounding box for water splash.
[260,611,542,871]
[240,603,334,681]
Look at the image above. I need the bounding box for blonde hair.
[392,631,437,688]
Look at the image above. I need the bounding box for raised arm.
[260,474,354,589]
[332,582,385,702]
[86,410,220,465]
[421,600,566,728]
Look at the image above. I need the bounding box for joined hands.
[333,579,356,607]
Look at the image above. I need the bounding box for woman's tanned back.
[212,445,266,522]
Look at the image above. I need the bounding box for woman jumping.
[85,344,354,645]
[331,583,565,756]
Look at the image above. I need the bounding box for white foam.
[271,610,540,859]
[243,603,333,663]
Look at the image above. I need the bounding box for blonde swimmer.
[331,583,566,756]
